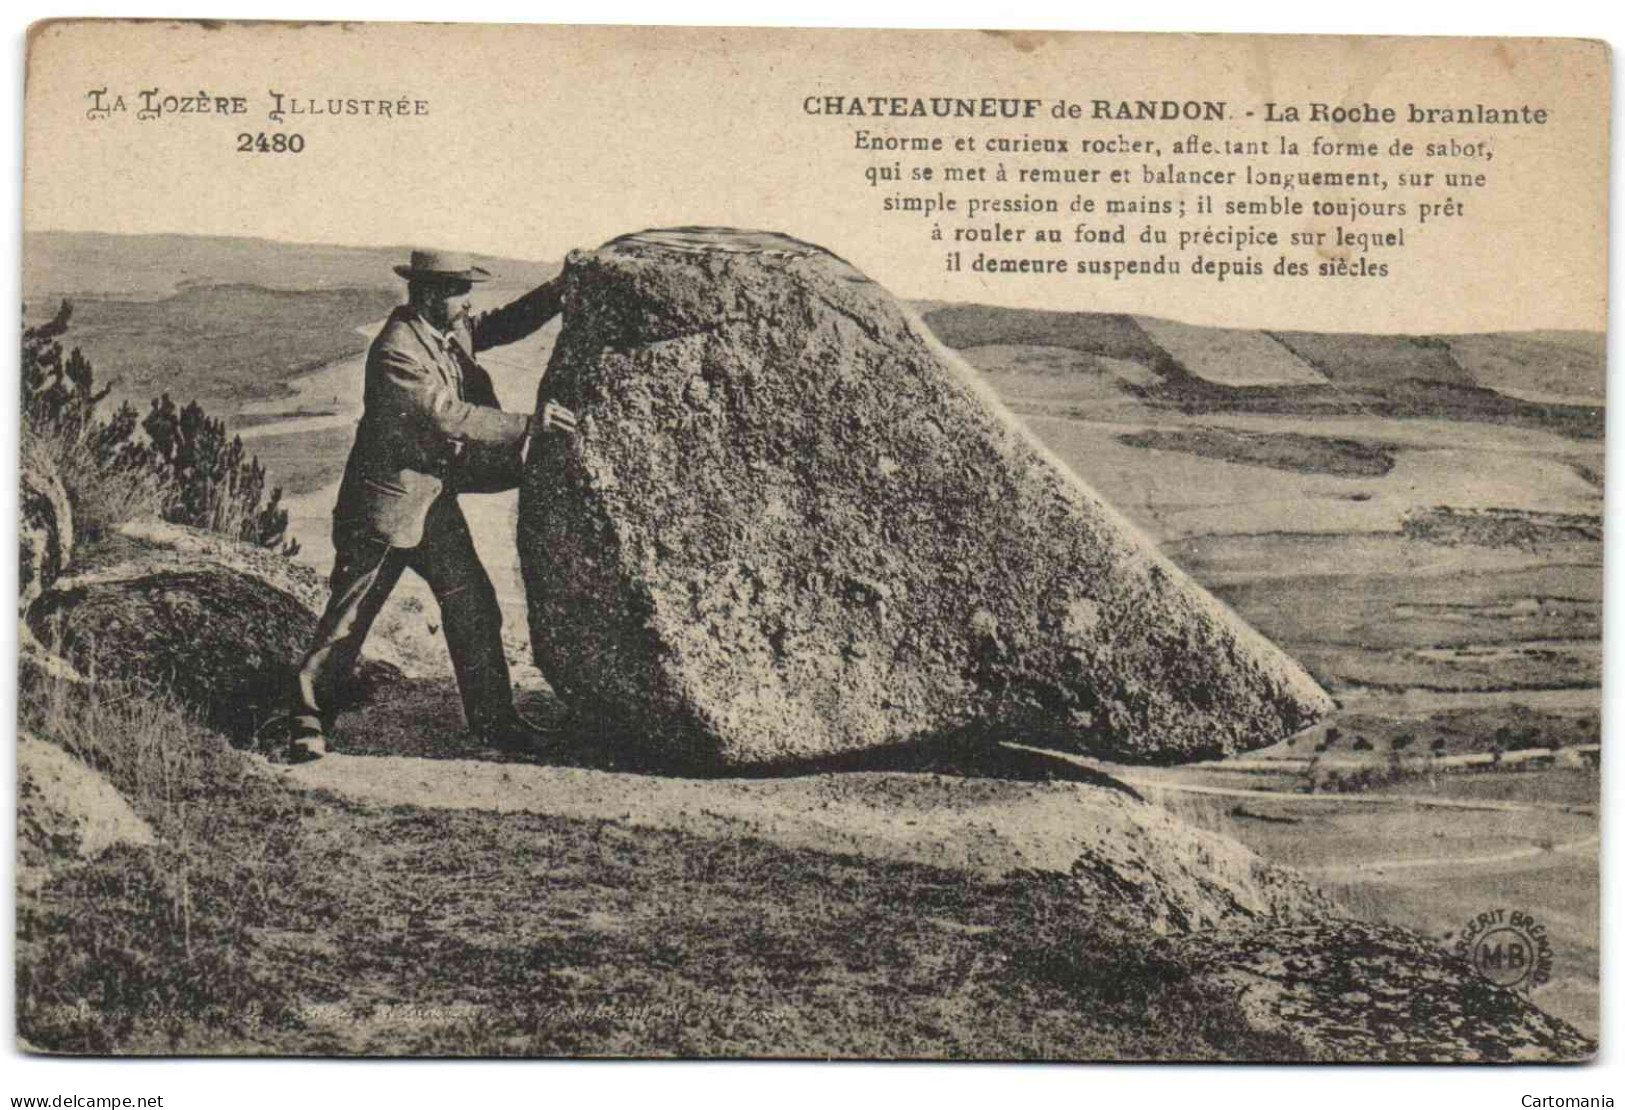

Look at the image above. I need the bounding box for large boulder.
[27,522,401,742]
[19,448,73,613]
[521,228,1333,767]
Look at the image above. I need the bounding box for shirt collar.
[412,308,452,347]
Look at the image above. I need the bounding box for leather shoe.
[287,737,328,763]
[257,716,328,764]
[284,725,328,764]
[474,714,560,753]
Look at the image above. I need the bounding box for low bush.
[22,300,297,554]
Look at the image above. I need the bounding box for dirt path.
[1007,743,1593,815]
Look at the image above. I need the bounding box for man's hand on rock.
[541,400,578,434]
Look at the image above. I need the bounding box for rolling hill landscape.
[18,230,1604,1050]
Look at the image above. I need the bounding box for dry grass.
[21,665,226,839]
[23,424,169,545]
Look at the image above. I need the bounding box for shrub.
[22,303,169,541]
[131,393,296,552]
[22,301,297,554]
[23,302,104,439]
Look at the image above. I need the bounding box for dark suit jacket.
[333,281,563,545]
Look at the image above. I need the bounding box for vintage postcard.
[16,21,1607,1061]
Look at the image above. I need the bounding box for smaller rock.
[18,731,154,891]
[86,520,327,611]
[29,523,402,743]
[100,520,414,676]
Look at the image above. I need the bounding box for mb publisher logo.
[1476,928,1535,988]
[1457,909,1555,992]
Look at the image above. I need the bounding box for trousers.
[293,494,513,734]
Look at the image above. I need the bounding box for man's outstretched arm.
[471,275,565,351]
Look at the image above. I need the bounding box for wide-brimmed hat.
[393,249,492,284]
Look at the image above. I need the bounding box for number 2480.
[237,133,305,153]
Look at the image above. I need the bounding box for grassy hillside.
[1269,331,1475,389]
[922,305,1167,364]
[920,304,1605,442]
[1444,332,1606,404]
[1116,427,1397,478]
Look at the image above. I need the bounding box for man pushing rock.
[280,248,577,763]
